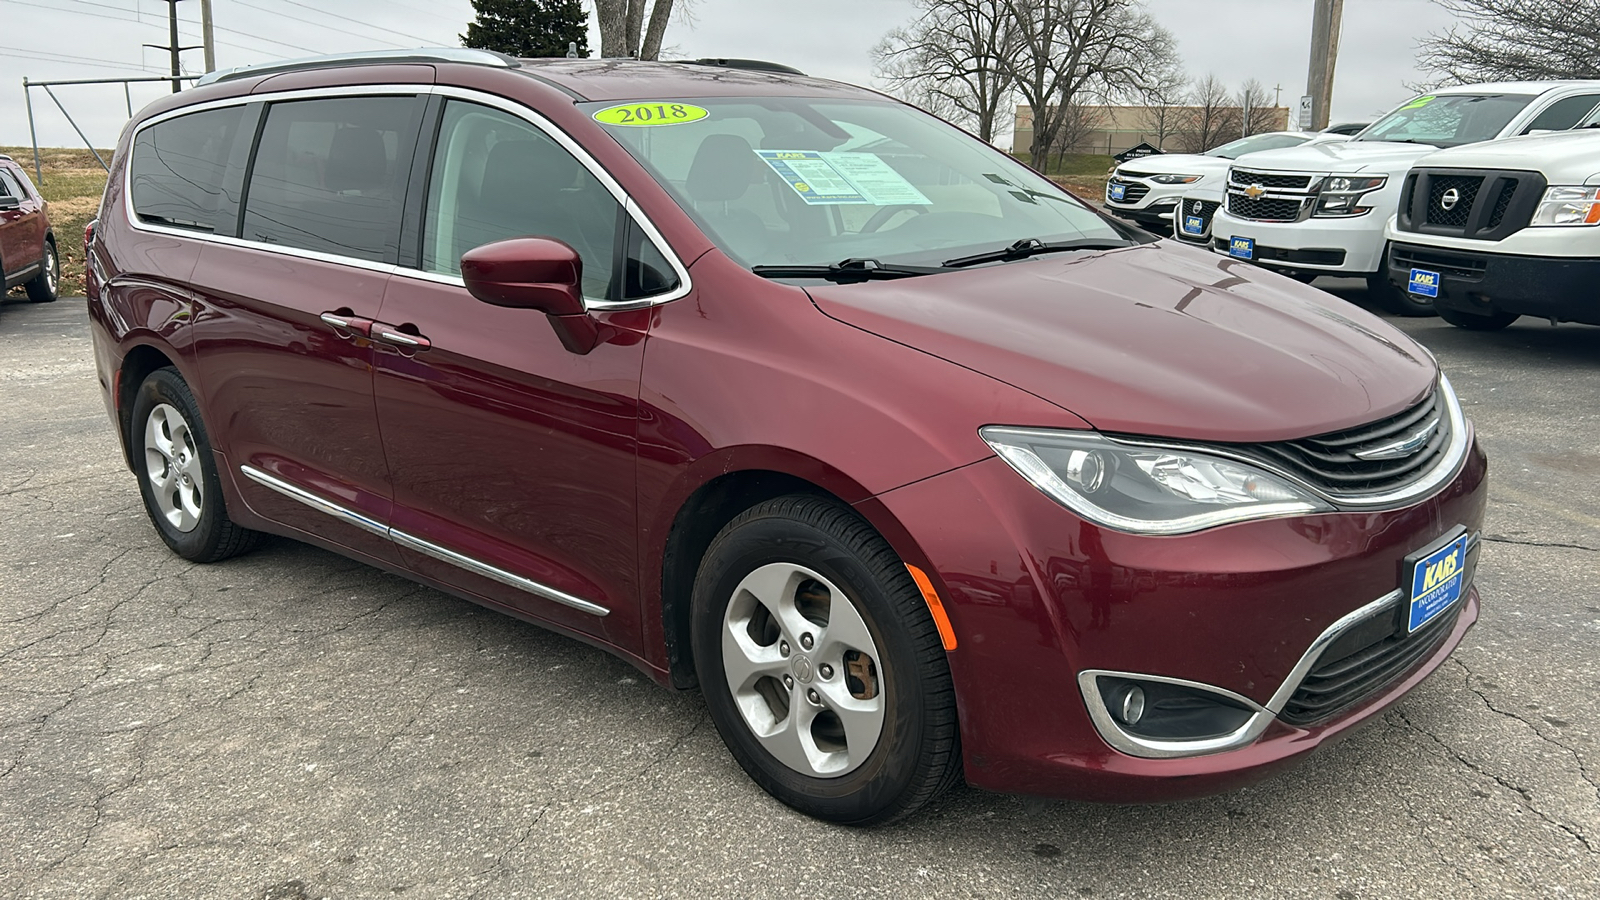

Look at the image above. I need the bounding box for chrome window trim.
[123,83,692,310]
[239,465,610,617]
[1080,531,1479,759]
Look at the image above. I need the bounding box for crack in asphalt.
[1453,657,1600,806]
[1483,535,1600,553]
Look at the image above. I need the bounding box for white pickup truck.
[1209,81,1600,314]
[1383,129,1600,329]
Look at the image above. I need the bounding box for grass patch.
[1013,152,1115,178]
[2,146,111,297]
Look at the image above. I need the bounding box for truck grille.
[1242,387,1451,496]
[1424,175,1482,228]
[1486,179,1518,229]
[1175,198,1220,243]
[1237,171,1314,190]
[1226,194,1305,222]
[1225,167,1318,223]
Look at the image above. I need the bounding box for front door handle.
[319,309,374,337]
[371,322,431,352]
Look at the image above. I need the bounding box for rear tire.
[1367,270,1436,317]
[1438,305,1520,331]
[690,495,961,825]
[24,240,59,303]
[131,367,262,562]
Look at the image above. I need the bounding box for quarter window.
[1521,94,1600,133]
[421,100,623,299]
[242,96,420,263]
[130,106,245,232]
[0,170,22,200]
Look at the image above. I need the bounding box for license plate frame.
[1405,527,1469,633]
[1229,236,1255,259]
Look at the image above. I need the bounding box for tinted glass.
[242,96,418,262]
[130,106,244,232]
[422,100,620,299]
[1521,94,1600,132]
[1205,133,1311,158]
[0,170,20,199]
[624,220,679,300]
[588,97,1123,269]
[1359,94,1534,148]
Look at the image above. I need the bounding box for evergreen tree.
[461,0,589,59]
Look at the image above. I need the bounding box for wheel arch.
[114,343,181,470]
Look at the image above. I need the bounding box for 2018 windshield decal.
[593,102,709,126]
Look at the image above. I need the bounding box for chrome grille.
[1244,388,1450,496]
[1280,600,1463,726]
[1107,178,1150,204]
[1239,172,1314,190]
[1175,198,1220,242]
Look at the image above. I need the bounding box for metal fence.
[20,74,199,185]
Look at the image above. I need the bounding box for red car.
[1,154,59,304]
[84,50,1485,824]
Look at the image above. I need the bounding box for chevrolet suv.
[85,49,1486,824]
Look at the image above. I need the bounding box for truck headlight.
[1313,175,1387,218]
[1530,186,1600,227]
[980,428,1332,535]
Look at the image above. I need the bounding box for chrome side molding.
[239,465,610,617]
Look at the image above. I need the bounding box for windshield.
[1204,133,1311,158]
[586,97,1125,269]
[1358,93,1535,148]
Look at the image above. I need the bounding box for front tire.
[1437,305,1520,331]
[690,495,961,825]
[131,368,261,562]
[24,240,59,303]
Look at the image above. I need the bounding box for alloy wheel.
[143,402,205,532]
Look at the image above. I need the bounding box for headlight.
[980,428,1333,535]
[1148,174,1203,184]
[1530,186,1600,227]
[1313,174,1388,218]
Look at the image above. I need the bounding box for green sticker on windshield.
[1401,95,1435,110]
[593,102,708,126]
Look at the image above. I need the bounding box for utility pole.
[144,0,203,93]
[1306,0,1344,131]
[200,0,216,73]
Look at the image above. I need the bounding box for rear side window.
[1521,94,1600,133]
[130,106,245,232]
[0,170,22,199]
[242,96,420,263]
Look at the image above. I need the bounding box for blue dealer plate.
[1229,236,1254,259]
[1408,268,1441,298]
[1408,534,1468,632]
[1183,215,1206,235]
[1109,183,1128,202]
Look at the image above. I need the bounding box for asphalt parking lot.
[2,286,1597,899]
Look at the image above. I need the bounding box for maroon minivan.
[85,50,1486,824]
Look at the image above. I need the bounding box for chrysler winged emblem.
[1353,419,1441,461]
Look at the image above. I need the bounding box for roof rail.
[195,48,518,86]
[686,58,806,76]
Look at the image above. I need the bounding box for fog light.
[1114,684,1146,725]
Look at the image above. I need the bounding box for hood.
[1117,154,1230,178]
[806,243,1436,444]
[1414,129,1600,183]
[1231,140,1440,175]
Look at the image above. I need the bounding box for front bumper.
[872,435,1488,801]
[1212,207,1388,275]
[1105,180,1192,228]
[1386,241,1600,325]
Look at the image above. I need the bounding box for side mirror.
[459,237,607,354]
[0,196,19,212]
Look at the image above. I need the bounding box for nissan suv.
[1210,82,1600,315]
[85,48,1486,824]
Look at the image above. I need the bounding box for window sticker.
[755,150,932,206]
[592,102,709,127]
[1400,95,1435,110]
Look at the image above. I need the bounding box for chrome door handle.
[319,310,374,337]
[371,322,431,351]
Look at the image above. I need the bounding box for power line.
[266,0,443,45]
[231,0,412,49]
[0,48,159,74]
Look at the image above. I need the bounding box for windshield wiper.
[751,257,951,282]
[942,237,1133,269]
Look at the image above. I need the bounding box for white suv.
[1210,82,1600,314]
[1103,131,1326,231]
[1384,128,1600,329]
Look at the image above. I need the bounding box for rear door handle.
[370,322,431,352]
[319,310,374,337]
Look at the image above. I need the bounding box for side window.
[624,221,680,300]
[242,96,419,263]
[422,100,619,299]
[1522,94,1600,133]
[129,105,244,232]
[0,170,20,200]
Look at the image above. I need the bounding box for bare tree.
[1236,78,1277,137]
[1174,74,1241,152]
[1003,0,1180,163]
[1420,0,1600,83]
[1049,101,1107,159]
[593,0,682,59]
[873,0,1017,142]
[1138,66,1188,150]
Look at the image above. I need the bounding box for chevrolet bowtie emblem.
[1244,184,1267,200]
[1353,418,1441,461]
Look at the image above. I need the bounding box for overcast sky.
[2,0,1455,155]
